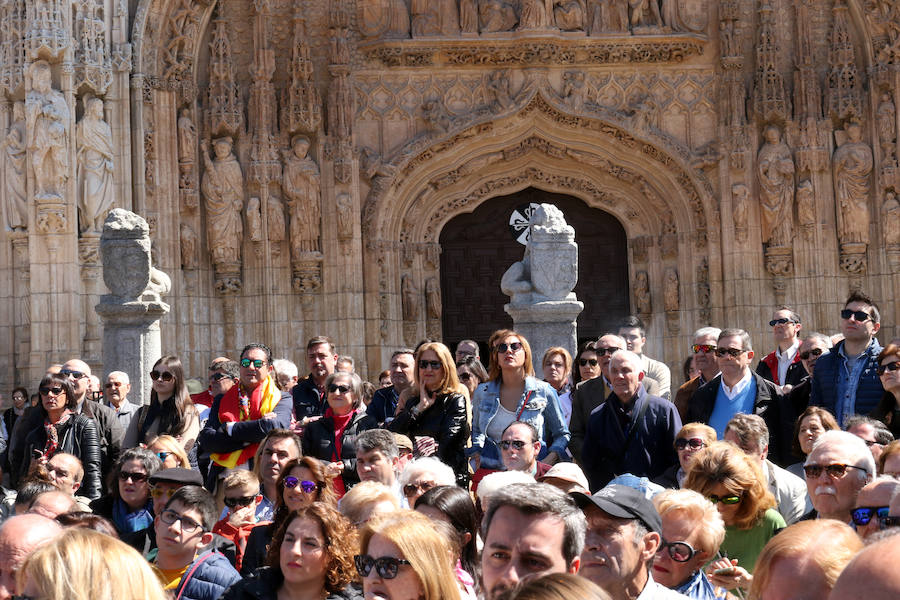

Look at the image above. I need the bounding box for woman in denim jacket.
[468,329,570,471]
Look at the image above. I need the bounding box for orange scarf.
[210,376,280,468]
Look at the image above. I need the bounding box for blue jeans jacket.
[468,376,570,470]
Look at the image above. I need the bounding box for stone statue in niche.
[177,107,196,164]
[757,125,795,247]
[876,92,897,162]
[460,0,478,33]
[180,223,198,269]
[76,96,116,234]
[662,0,707,33]
[425,277,441,320]
[357,0,410,39]
[201,136,244,266]
[554,0,586,31]
[328,76,353,140]
[3,101,27,230]
[486,70,514,112]
[26,60,70,199]
[884,191,900,246]
[480,0,518,33]
[833,122,873,245]
[411,0,459,36]
[633,270,651,314]
[588,0,628,33]
[336,192,353,241]
[663,268,679,312]
[731,183,749,243]
[268,195,286,243]
[562,71,586,110]
[423,99,451,132]
[629,0,662,29]
[796,179,816,231]
[519,0,553,30]
[247,197,263,242]
[282,135,321,255]
[401,275,419,321]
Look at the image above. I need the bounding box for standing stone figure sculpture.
[877,91,896,160]
[357,0,410,39]
[177,108,197,164]
[401,275,419,321]
[731,183,749,243]
[201,136,244,266]
[282,135,321,256]
[883,191,900,247]
[460,0,478,32]
[519,0,553,29]
[757,125,795,247]
[833,122,873,245]
[796,179,816,231]
[425,277,441,320]
[663,268,679,312]
[480,0,518,32]
[554,0,586,30]
[633,270,651,314]
[336,192,353,241]
[3,101,27,230]
[26,60,70,199]
[76,96,116,234]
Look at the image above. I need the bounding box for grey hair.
[399,456,456,488]
[725,413,769,453]
[692,327,722,341]
[807,430,876,481]
[844,415,895,445]
[325,371,364,408]
[271,358,298,380]
[609,349,643,373]
[718,328,752,352]
[356,429,399,460]
[801,332,833,348]
[106,371,130,385]
[483,483,586,568]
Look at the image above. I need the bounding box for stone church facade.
[1,0,898,387]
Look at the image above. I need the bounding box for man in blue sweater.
[811,291,884,426]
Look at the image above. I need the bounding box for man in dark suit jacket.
[755,307,807,389]
[673,327,721,422]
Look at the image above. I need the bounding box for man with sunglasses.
[673,328,721,422]
[756,307,806,391]
[499,421,551,477]
[103,371,138,429]
[800,430,874,523]
[829,530,900,600]
[810,291,884,426]
[783,333,833,417]
[851,476,900,539]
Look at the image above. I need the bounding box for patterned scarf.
[42,411,71,458]
[210,376,280,468]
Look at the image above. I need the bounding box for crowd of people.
[0,289,899,600]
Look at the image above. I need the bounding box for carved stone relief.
[796,179,816,238]
[757,125,794,248]
[4,101,27,230]
[833,122,873,273]
[201,136,244,289]
[663,267,679,332]
[26,60,69,200]
[76,96,115,234]
[731,183,749,243]
[633,270,651,314]
[283,135,322,258]
[883,191,900,247]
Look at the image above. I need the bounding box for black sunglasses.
[595,347,620,356]
[499,439,528,451]
[418,360,442,370]
[714,347,746,358]
[59,369,85,379]
[495,342,523,353]
[851,506,889,527]
[658,539,702,563]
[799,348,825,360]
[354,554,412,579]
[579,358,598,367]
[768,318,796,326]
[458,372,473,382]
[328,383,351,394]
[674,437,705,451]
[150,370,174,382]
[39,385,64,396]
[841,308,871,322]
[877,362,900,376]
[118,470,149,482]
[224,495,257,509]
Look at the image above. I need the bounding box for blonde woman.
[339,480,400,528]
[145,434,191,469]
[358,510,461,600]
[17,527,167,600]
[494,573,610,600]
[542,347,574,426]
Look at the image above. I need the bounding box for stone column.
[501,204,583,373]
[95,209,170,405]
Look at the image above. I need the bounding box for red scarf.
[211,377,280,468]
[327,408,356,497]
[43,410,71,458]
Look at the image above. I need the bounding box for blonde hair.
[487,329,535,380]
[415,342,461,396]
[652,488,725,556]
[338,481,399,525]
[18,528,167,600]
[223,469,260,492]
[494,573,610,600]
[145,434,190,468]
[748,520,863,600]
[542,347,573,378]
[676,422,717,447]
[360,511,462,600]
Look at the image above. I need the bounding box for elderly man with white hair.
[800,429,875,523]
[582,349,681,490]
[103,370,139,429]
[398,456,456,507]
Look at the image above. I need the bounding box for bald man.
[0,514,63,600]
[27,490,77,519]
[829,533,900,600]
[852,477,900,540]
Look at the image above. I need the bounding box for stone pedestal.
[505,300,584,374]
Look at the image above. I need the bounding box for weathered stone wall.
[1,0,898,391]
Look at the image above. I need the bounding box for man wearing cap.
[573,484,688,600]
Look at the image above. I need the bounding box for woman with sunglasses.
[222,503,362,600]
[654,423,717,489]
[870,343,900,439]
[123,355,199,458]
[89,446,161,535]
[542,347,574,426]
[389,342,470,487]
[469,329,569,475]
[358,510,461,600]
[684,442,784,593]
[144,434,191,469]
[456,355,488,400]
[786,406,839,479]
[22,373,103,499]
[302,371,377,497]
[573,341,601,385]
[242,456,337,575]
[651,489,730,599]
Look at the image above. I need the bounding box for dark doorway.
[439,188,630,352]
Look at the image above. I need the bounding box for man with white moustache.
[800,430,874,523]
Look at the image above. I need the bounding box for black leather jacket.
[23,413,102,499]
[389,391,470,487]
[301,410,377,488]
[221,567,364,600]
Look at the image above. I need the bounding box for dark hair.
[415,485,480,588]
[165,485,217,531]
[241,343,273,365]
[872,344,900,428]
[266,504,359,593]
[55,512,120,538]
[306,336,336,354]
[573,341,599,384]
[377,369,390,382]
[149,355,193,437]
[108,447,162,499]
[845,291,880,324]
[456,355,488,383]
[682,355,694,382]
[12,386,29,401]
[774,305,802,324]
[502,420,539,443]
[391,348,416,360]
[356,429,399,459]
[212,360,240,380]
[792,406,840,458]
[273,457,337,530]
[15,480,57,508]
[37,373,76,414]
[618,315,646,336]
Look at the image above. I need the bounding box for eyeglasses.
[768,318,796,326]
[156,451,173,462]
[419,360,442,370]
[149,370,174,382]
[802,463,866,479]
[354,554,412,579]
[595,347,620,356]
[105,381,123,388]
[240,358,266,368]
[658,539,702,563]
[150,486,178,499]
[118,470,149,482]
[691,344,716,354]
[59,369,86,380]
[39,385,64,396]
[458,372,473,382]
[579,358,599,367]
[499,439,528,451]
[495,342,523,354]
[841,308,871,322]
[283,477,320,494]
[880,515,900,528]
[851,506,890,527]
[877,362,900,376]
[327,383,351,394]
[224,495,257,509]
[708,493,742,505]
[714,347,746,358]
[799,348,825,360]
[160,509,204,534]
[209,372,232,382]
[402,480,436,497]
[674,437,706,451]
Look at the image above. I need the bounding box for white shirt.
[636,574,691,599]
[721,369,753,400]
[775,340,800,384]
